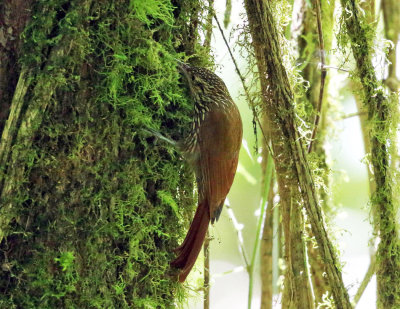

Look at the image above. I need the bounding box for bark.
[260,181,274,309]
[244,1,351,308]
[0,0,204,307]
[260,123,275,309]
[350,3,378,295]
[382,0,400,92]
[353,0,377,198]
[248,1,314,308]
[204,232,210,309]
[203,0,214,52]
[340,0,400,307]
[0,0,33,131]
[296,0,335,305]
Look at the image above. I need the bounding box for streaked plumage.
[171,63,243,282]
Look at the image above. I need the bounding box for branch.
[340,111,367,120]
[225,203,250,269]
[203,2,214,304]
[308,0,327,153]
[248,153,274,309]
[244,0,352,307]
[340,0,400,306]
[204,232,210,309]
[0,68,31,183]
[352,253,376,307]
[224,0,232,28]
[203,0,215,52]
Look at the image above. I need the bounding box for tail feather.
[173,205,205,254]
[171,200,210,282]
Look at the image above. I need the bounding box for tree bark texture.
[247,2,312,309]
[244,0,352,308]
[260,182,274,309]
[296,0,335,305]
[0,0,205,307]
[260,121,275,309]
[340,0,400,308]
[382,0,400,92]
[0,0,34,131]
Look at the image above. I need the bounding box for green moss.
[0,0,206,307]
[339,1,400,307]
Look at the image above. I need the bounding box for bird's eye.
[191,75,196,81]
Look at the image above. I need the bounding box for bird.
[170,63,243,282]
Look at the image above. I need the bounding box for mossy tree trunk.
[295,0,335,305]
[0,0,206,307]
[340,0,400,307]
[244,0,352,308]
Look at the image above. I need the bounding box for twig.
[260,179,275,309]
[308,0,327,153]
[323,65,350,73]
[352,253,376,307]
[224,0,232,28]
[226,203,250,269]
[203,3,214,305]
[214,15,272,155]
[212,265,245,277]
[203,0,214,52]
[340,111,367,119]
[248,153,274,309]
[299,62,350,73]
[204,231,210,309]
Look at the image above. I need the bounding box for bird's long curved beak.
[176,61,194,97]
[177,61,190,79]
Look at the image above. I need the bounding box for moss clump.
[0,0,206,307]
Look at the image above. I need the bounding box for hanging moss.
[0,0,207,307]
[339,0,400,307]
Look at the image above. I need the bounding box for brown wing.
[197,104,242,222]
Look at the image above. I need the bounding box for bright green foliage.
[0,0,204,307]
[55,251,76,272]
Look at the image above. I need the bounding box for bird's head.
[177,62,229,106]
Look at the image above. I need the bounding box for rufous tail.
[171,200,210,282]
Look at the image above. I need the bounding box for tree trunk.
[243,0,352,308]
[0,0,205,307]
[340,0,400,307]
[296,0,335,305]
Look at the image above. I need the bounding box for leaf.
[113,53,128,61]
